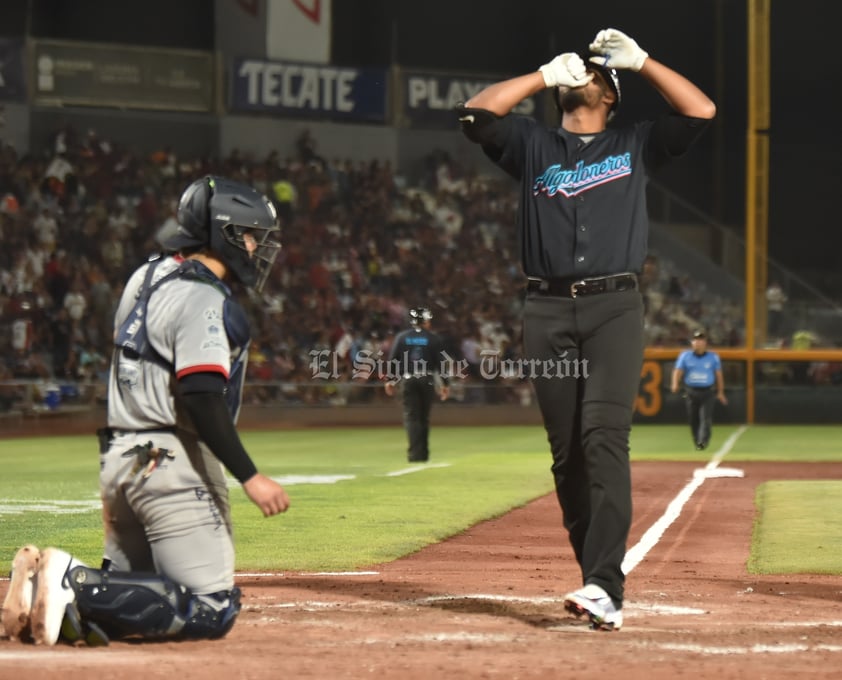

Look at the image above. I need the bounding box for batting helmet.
[552,55,621,121]
[156,176,281,292]
[409,307,433,327]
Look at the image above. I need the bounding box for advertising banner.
[266,0,332,63]
[32,40,214,112]
[230,57,387,122]
[401,70,539,129]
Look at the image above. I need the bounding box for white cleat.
[30,547,85,645]
[2,545,41,641]
[563,583,623,631]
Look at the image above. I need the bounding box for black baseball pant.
[401,377,436,462]
[523,289,644,608]
[685,386,716,448]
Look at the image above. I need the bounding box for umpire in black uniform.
[384,307,450,462]
[457,28,715,630]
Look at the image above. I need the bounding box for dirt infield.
[3,460,842,679]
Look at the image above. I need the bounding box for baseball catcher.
[3,176,289,646]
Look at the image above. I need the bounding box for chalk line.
[621,425,748,575]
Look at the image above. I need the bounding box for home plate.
[694,467,744,479]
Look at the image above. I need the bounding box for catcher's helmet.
[409,307,433,327]
[156,176,281,292]
[552,55,621,121]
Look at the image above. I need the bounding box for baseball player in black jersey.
[384,307,450,462]
[457,27,715,630]
[3,177,289,646]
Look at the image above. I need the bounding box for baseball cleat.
[563,583,623,631]
[2,544,41,641]
[30,547,85,645]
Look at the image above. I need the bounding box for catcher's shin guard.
[66,566,241,640]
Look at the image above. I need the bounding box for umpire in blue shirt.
[671,329,728,450]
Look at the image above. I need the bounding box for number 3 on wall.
[635,360,662,416]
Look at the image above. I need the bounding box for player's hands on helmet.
[539,52,594,89]
[243,472,290,517]
[589,28,648,72]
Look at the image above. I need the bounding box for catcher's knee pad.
[67,565,241,641]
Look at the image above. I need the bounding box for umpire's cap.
[409,307,433,327]
[692,329,707,339]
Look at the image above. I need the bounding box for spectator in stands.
[0,124,752,410]
[791,328,819,384]
[639,254,659,314]
[766,280,787,339]
[270,167,297,226]
[62,275,88,326]
[34,206,59,254]
[296,128,323,168]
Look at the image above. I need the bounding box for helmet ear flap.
[176,177,212,240]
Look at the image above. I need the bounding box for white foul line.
[621,425,748,575]
[386,463,452,477]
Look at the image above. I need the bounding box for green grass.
[725,425,842,461]
[3,424,842,574]
[750,481,842,574]
[0,426,555,570]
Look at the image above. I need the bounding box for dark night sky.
[2,0,840,277]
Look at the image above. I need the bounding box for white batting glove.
[589,28,649,72]
[538,53,594,89]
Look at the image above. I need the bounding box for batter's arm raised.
[636,58,716,119]
[465,52,592,115]
[589,28,715,119]
[464,72,546,116]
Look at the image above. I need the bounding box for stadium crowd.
[0,126,745,411]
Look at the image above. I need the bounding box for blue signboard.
[230,58,388,122]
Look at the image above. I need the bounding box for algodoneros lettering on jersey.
[470,112,709,279]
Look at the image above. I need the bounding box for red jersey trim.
[176,365,229,380]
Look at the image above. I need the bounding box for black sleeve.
[455,105,509,146]
[455,105,513,166]
[455,105,535,180]
[644,113,713,172]
[178,373,258,484]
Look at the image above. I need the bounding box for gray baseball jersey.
[101,255,243,595]
[108,255,234,431]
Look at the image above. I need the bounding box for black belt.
[526,273,638,298]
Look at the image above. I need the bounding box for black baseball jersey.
[388,327,449,383]
[459,110,711,278]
